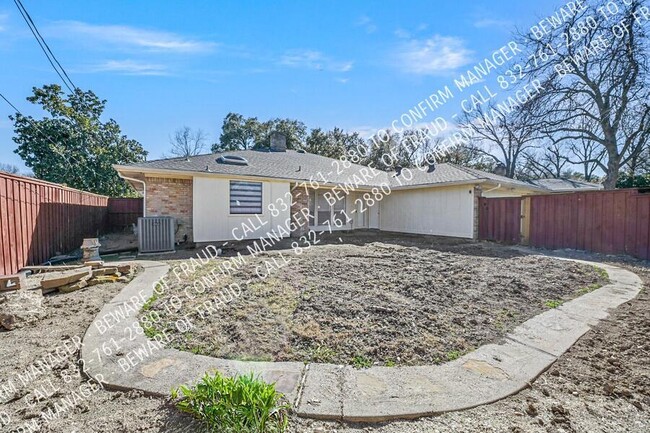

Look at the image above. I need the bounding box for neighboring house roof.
[526,178,603,192]
[114,149,545,191]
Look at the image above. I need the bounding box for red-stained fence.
[529,189,650,260]
[0,172,108,275]
[479,189,650,260]
[107,197,143,231]
[478,197,522,244]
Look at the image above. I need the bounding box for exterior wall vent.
[138,216,175,253]
[217,155,249,166]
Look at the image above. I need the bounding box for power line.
[13,0,77,93]
[0,92,22,113]
[0,90,91,192]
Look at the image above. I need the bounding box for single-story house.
[113,139,596,244]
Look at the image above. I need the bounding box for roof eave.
[112,165,383,190]
[480,178,548,192]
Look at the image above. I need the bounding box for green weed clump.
[351,354,373,369]
[171,372,289,433]
[544,299,564,309]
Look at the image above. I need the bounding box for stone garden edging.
[80,255,643,422]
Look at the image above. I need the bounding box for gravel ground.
[144,232,607,366]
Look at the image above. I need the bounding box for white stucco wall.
[192,176,290,242]
[378,185,475,238]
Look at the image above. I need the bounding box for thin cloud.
[279,49,353,73]
[350,125,382,139]
[397,35,472,74]
[356,15,377,34]
[394,28,410,39]
[474,18,514,29]
[336,77,349,84]
[82,60,169,76]
[47,20,216,53]
[0,13,8,32]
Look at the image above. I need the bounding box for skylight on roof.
[217,155,248,166]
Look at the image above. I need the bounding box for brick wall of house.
[290,184,310,237]
[146,177,193,243]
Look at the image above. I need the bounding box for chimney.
[493,163,507,176]
[427,163,436,173]
[270,131,287,152]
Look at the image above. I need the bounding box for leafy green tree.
[11,84,147,196]
[304,127,365,159]
[362,130,410,170]
[260,117,307,150]
[617,172,650,188]
[215,112,261,151]
[214,112,307,151]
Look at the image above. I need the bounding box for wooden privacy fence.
[478,197,523,244]
[528,189,650,260]
[478,189,650,260]
[107,197,143,231]
[0,172,108,275]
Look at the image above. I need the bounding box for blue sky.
[0,0,568,171]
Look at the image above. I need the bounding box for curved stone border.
[81,255,642,422]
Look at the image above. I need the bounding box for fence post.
[520,197,531,245]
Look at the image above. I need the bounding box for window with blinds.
[229,181,263,214]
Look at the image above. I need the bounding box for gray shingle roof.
[116,149,543,190]
[527,178,603,191]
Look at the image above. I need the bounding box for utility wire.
[0,92,22,113]
[0,90,91,192]
[13,0,77,93]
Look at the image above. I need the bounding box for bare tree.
[626,142,650,175]
[0,163,20,174]
[521,139,569,179]
[169,126,207,158]
[459,103,539,178]
[518,0,650,189]
[566,136,605,181]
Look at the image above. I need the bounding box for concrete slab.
[507,308,591,357]
[340,339,555,421]
[103,261,166,306]
[295,364,344,419]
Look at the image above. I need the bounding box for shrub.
[171,372,289,433]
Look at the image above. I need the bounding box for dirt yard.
[144,232,608,366]
[290,252,650,433]
[0,238,647,433]
[0,278,200,433]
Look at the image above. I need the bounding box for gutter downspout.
[482,183,502,195]
[119,174,147,217]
